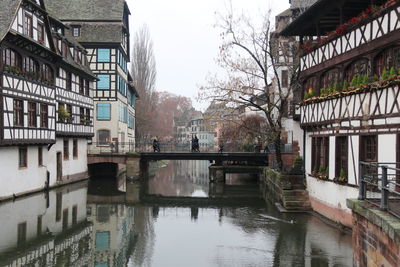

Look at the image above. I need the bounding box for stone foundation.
[348,200,400,267]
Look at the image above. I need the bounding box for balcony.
[300,77,400,128]
[299,3,400,72]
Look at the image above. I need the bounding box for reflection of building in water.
[87,202,135,267]
[175,160,209,186]
[0,182,92,266]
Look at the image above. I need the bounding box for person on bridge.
[218,143,224,153]
[191,136,199,152]
[153,139,160,152]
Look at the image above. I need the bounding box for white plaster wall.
[92,101,120,143]
[306,175,359,212]
[378,134,397,176]
[348,136,359,185]
[0,146,47,198]
[47,138,88,185]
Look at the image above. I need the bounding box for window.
[321,68,339,90]
[37,215,42,236]
[19,147,28,168]
[62,42,68,57]
[73,139,78,158]
[85,80,90,96]
[97,103,111,120]
[40,104,48,128]
[56,192,62,222]
[374,49,391,76]
[28,102,37,127]
[63,139,69,160]
[119,103,128,123]
[303,76,318,96]
[66,72,72,90]
[281,70,289,88]
[311,137,329,173]
[335,136,348,178]
[62,209,68,230]
[79,77,84,94]
[80,107,85,125]
[2,48,22,68]
[118,75,127,96]
[41,64,54,84]
[38,147,43,166]
[86,108,91,124]
[23,57,38,79]
[14,99,24,126]
[96,232,110,250]
[72,26,80,37]
[66,104,73,123]
[24,13,33,38]
[97,49,110,62]
[97,74,110,89]
[345,58,369,83]
[38,23,45,43]
[17,222,27,245]
[72,205,78,225]
[360,135,377,162]
[98,130,110,145]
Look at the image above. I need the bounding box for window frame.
[98,129,111,145]
[97,48,111,63]
[23,13,33,38]
[19,147,28,168]
[40,104,48,128]
[28,102,37,127]
[97,74,111,90]
[97,103,111,121]
[335,136,348,178]
[14,99,24,127]
[63,139,69,160]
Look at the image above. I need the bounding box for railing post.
[358,163,366,200]
[380,165,389,211]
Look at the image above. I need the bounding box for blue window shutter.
[97,103,110,120]
[98,49,110,62]
[97,74,110,90]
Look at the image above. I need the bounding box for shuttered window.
[97,74,110,90]
[97,103,111,120]
[97,49,110,62]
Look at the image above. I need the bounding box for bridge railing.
[88,142,136,154]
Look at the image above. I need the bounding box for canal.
[0,160,353,267]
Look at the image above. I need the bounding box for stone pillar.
[139,160,149,178]
[126,159,140,180]
[209,165,225,183]
[209,182,224,197]
[125,181,141,204]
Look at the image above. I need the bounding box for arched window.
[2,49,22,69]
[303,76,318,96]
[374,49,391,76]
[321,68,340,89]
[345,58,369,83]
[41,64,54,84]
[98,130,110,145]
[23,57,39,79]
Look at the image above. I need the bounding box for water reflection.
[147,160,210,197]
[0,160,352,267]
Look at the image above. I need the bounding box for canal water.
[0,160,353,267]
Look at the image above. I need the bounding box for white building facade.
[0,0,96,200]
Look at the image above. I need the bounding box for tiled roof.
[43,0,127,21]
[0,0,22,42]
[66,23,123,44]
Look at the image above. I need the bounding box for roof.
[43,0,128,21]
[0,0,22,42]
[67,23,123,43]
[281,0,387,36]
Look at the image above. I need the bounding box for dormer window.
[24,13,33,38]
[72,26,80,37]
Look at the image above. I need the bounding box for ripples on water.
[0,160,352,267]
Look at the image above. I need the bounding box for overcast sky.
[128,0,290,110]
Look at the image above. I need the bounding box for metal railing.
[88,142,136,154]
[359,161,400,218]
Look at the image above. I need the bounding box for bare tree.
[199,3,301,170]
[131,25,158,140]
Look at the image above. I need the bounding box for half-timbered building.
[0,0,96,199]
[282,0,400,227]
[44,0,138,152]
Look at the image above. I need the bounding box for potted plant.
[333,169,348,184]
[58,106,71,123]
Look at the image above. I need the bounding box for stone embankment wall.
[348,200,400,267]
